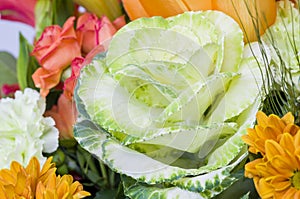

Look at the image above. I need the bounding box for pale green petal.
[0,88,59,168]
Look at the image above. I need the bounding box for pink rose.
[64,45,105,100]
[63,57,85,100]
[76,13,126,55]
[0,0,36,27]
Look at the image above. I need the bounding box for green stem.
[99,160,109,186]
[109,170,115,188]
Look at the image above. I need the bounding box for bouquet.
[0,0,300,198]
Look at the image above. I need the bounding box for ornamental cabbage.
[75,11,265,198]
[0,88,59,168]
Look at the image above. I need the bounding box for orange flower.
[242,111,299,155]
[76,13,126,55]
[122,0,277,42]
[44,94,77,139]
[122,0,212,19]
[0,157,90,199]
[32,17,81,97]
[245,133,300,198]
[212,0,276,42]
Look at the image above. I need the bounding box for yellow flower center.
[292,172,300,189]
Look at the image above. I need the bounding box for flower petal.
[256,178,274,198]
[32,68,62,97]
[279,133,295,154]
[265,140,285,159]
[255,111,269,127]
[138,0,188,17]
[281,112,294,125]
[0,0,36,26]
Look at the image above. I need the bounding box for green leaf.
[139,123,237,153]
[172,153,247,198]
[35,0,53,39]
[52,0,75,26]
[17,33,39,90]
[73,0,122,21]
[206,98,261,167]
[214,175,259,199]
[0,51,18,86]
[204,58,263,123]
[156,72,238,124]
[94,189,120,199]
[201,11,244,72]
[35,0,74,40]
[74,119,108,159]
[122,176,202,199]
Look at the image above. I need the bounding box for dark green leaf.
[94,189,119,199]
[86,170,103,184]
[0,51,18,85]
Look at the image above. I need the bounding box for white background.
[0,20,35,58]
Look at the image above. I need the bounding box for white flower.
[0,88,59,168]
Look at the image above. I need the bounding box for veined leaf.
[75,10,266,198]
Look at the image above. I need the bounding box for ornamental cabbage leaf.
[75,11,265,198]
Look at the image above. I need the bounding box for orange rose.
[76,13,126,55]
[31,17,81,97]
[44,94,77,139]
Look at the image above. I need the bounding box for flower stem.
[109,170,115,188]
[99,160,109,186]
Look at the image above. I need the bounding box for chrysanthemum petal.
[281,112,294,125]
[279,133,295,154]
[294,130,300,147]
[282,187,298,198]
[294,190,300,198]
[57,180,69,198]
[264,126,281,141]
[269,176,291,191]
[0,169,16,185]
[265,140,285,159]
[257,178,274,198]
[256,111,269,127]
[15,171,27,195]
[245,158,263,178]
[283,124,299,136]
[73,191,91,198]
[268,114,286,131]
[36,181,46,199]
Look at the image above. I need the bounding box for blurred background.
[0,20,35,57]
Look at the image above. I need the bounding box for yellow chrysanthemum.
[245,132,300,198]
[242,111,299,155]
[0,156,90,199]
